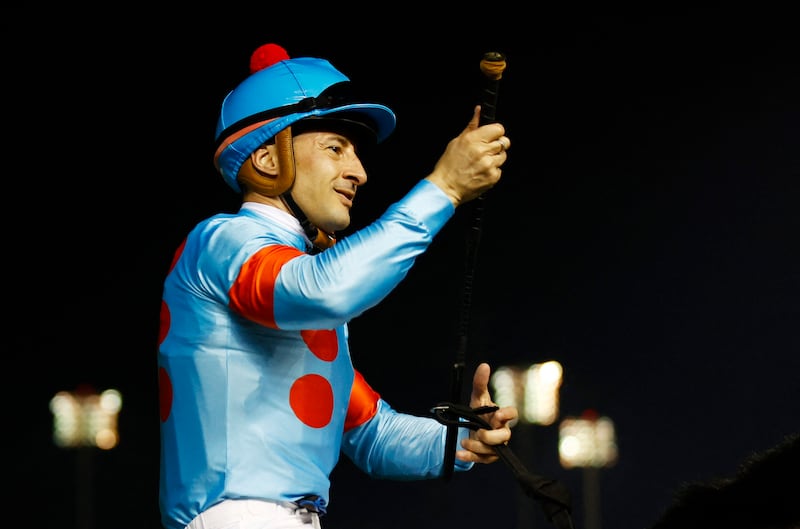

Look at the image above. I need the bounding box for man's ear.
[250,144,280,175]
[237,145,284,196]
[237,128,296,197]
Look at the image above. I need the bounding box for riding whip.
[441,50,507,481]
[433,52,576,529]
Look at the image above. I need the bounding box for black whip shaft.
[450,51,507,401]
[442,52,507,481]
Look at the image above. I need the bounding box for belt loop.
[295,495,327,516]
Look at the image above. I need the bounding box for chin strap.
[268,126,336,254]
[281,192,336,254]
[431,402,575,529]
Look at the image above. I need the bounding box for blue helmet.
[214,44,397,192]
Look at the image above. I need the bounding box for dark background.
[9,8,798,529]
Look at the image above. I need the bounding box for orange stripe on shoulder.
[228,244,304,328]
[344,370,381,432]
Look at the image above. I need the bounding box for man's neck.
[241,191,291,214]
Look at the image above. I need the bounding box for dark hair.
[650,433,800,529]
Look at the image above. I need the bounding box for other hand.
[456,362,518,464]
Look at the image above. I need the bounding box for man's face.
[290,130,368,235]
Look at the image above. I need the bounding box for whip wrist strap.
[431,402,575,529]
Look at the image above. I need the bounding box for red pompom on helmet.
[249,43,291,74]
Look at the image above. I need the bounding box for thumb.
[470,362,492,406]
[464,105,482,132]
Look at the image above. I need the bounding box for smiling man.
[157,43,516,529]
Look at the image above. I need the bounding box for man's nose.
[345,156,368,185]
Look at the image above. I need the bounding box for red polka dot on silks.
[289,374,334,428]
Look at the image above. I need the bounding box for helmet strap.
[274,127,336,253]
[238,125,336,254]
[281,192,336,254]
[273,127,296,195]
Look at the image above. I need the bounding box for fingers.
[496,136,510,153]
[474,422,512,445]
[426,111,509,207]
[487,136,510,157]
[456,364,520,465]
[456,447,500,464]
[470,364,521,429]
[457,426,511,464]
